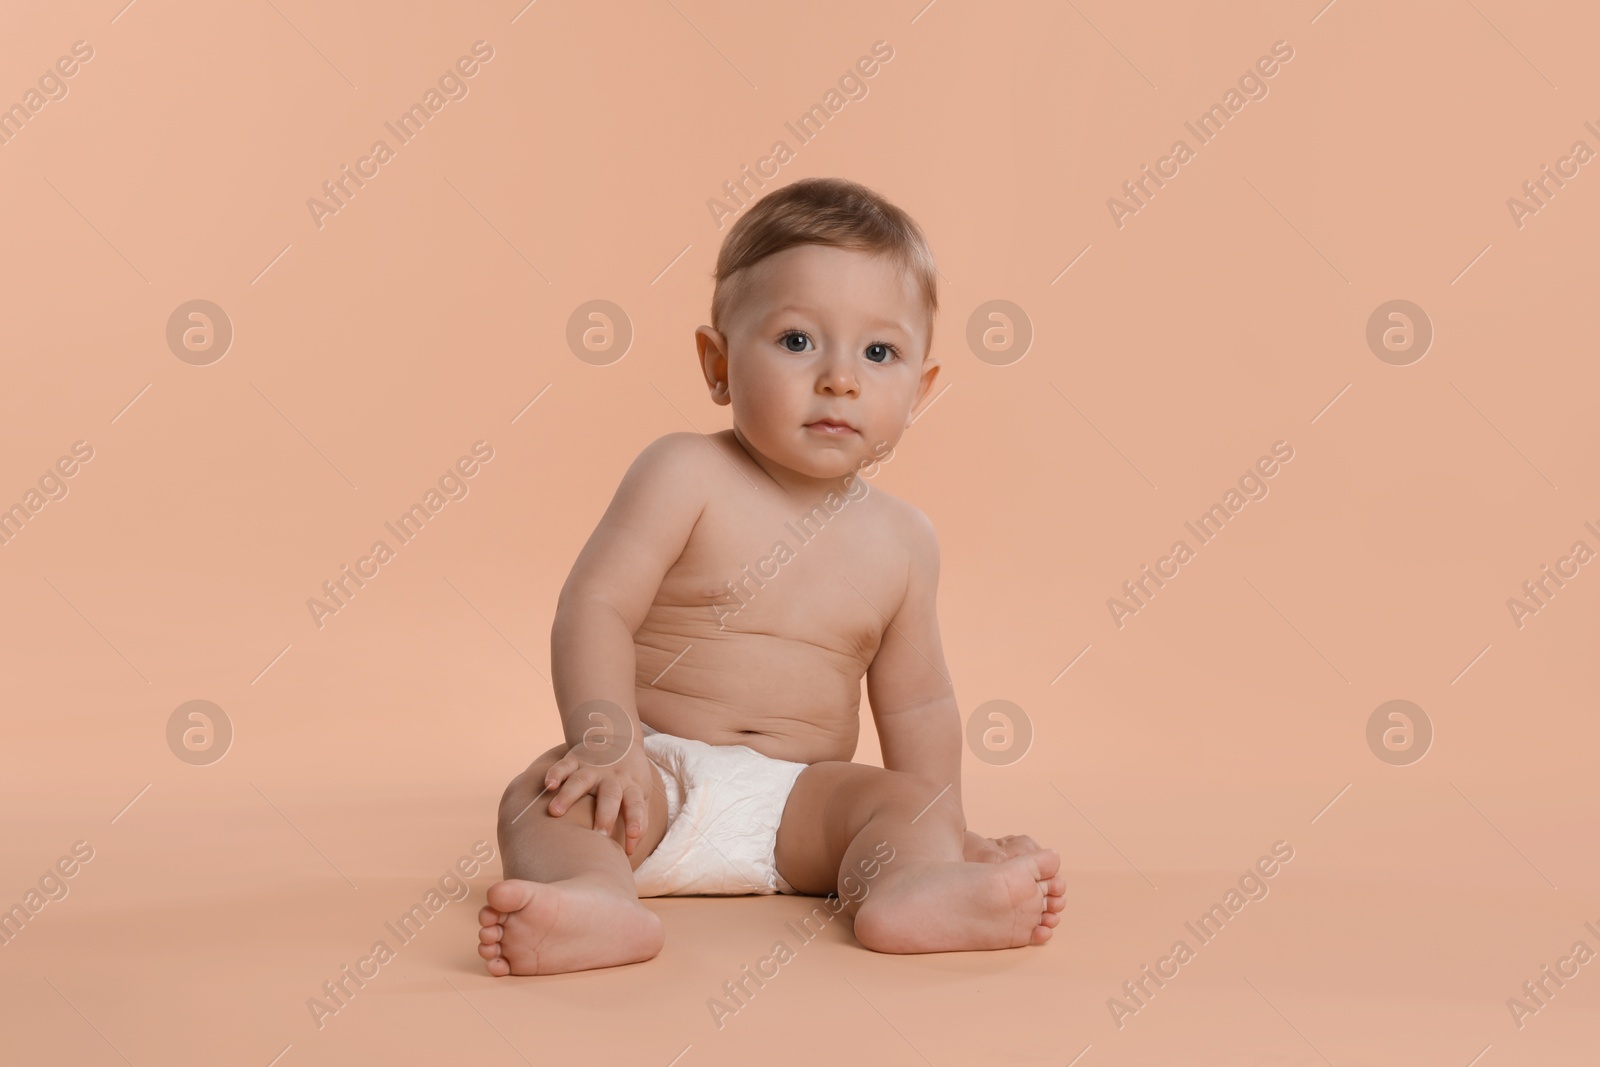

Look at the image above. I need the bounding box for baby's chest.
[663,508,908,649]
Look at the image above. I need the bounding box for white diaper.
[631,723,809,897]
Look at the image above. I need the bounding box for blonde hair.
[709,177,938,338]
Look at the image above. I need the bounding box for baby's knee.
[496,772,537,826]
[497,747,569,822]
[869,768,950,818]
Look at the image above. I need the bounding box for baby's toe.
[486,878,538,914]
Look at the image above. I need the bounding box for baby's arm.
[864,506,965,825]
[540,433,708,852]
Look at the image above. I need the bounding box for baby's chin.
[737,422,884,480]
[761,442,870,481]
[775,451,862,480]
[807,458,867,481]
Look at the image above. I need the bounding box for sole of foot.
[964,832,1042,863]
[477,875,664,976]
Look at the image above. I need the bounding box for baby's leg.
[478,743,668,976]
[774,764,1066,954]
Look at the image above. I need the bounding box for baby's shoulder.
[864,485,939,560]
[625,431,722,486]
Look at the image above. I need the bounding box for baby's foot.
[477,875,664,975]
[853,849,1066,954]
[963,831,1040,864]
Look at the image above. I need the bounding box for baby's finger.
[542,758,573,793]
[624,783,646,836]
[547,768,595,817]
[621,785,646,854]
[592,781,623,839]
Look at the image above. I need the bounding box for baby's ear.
[695,326,732,405]
[909,355,941,421]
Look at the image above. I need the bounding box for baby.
[478,177,1065,975]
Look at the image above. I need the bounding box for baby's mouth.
[805,419,857,435]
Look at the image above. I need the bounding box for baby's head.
[696,177,939,483]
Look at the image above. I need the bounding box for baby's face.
[698,244,939,483]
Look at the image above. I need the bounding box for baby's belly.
[633,623,863,765]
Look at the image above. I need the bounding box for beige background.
[2,0,1597,1064]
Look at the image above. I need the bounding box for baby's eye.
[779,331,812,353]
[865,342,899,364]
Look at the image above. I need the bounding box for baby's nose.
[818,355,859,393]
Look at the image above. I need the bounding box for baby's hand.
[543,742,654,855]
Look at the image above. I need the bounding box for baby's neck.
[729,428,863,502]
